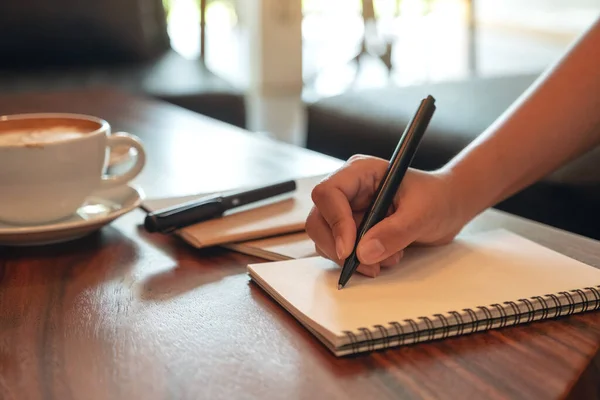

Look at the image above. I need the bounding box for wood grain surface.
[1,88,600,400]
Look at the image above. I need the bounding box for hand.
[306,155,466,277]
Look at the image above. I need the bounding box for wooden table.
[2,88,600,400]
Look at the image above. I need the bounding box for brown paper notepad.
[141,175,325,251]
[225,232,317,261]
[248,229,600,356]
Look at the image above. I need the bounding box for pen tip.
[338,284,342,290]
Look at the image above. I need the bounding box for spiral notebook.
[247,229,600,356]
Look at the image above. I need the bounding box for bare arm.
[443,16,600,223]
[306,17,600,273]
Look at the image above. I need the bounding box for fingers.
[356,211,421,265]
[314,240,380,277]
[308,190,407,276]
[314,243,329,260]
[350,212,405,268]
[380,250,404,267]
[357,264,380,278]
[314,239,403,279]
[315,244,403,278]
[306,207,340,264]
[308,155,415,277]
[308,162,457,277]
[310,155,388,260]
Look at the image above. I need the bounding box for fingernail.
[335,236,345,260]
[359,239,385,264]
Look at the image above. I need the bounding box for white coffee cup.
[0,113,146,225]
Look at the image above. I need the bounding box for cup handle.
[100,132,146,189]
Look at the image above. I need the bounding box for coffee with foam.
[0,126,88,146]
[0,113,146,225]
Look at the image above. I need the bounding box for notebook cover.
[223,232,317,261]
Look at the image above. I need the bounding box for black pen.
[338,95,436,289]
[144,180,297,234]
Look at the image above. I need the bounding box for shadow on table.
[136,226,256,301]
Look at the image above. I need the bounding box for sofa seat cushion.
[306,73,600,187]
[306,74,537,167]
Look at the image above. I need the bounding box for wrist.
[436,159,504,227]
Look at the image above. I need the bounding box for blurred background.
[0,0,598,144]
[169,0,600,144]
[0,0,599,238]
[171,0,596,97]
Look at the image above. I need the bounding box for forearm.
[442,17,600,222]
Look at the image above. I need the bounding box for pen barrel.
[357,97,435,239]
[221,179,296,209]
[338,95,436,289]
[144,200,225,233]
[143,179,297,234]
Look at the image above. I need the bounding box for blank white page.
[248,229,600,343]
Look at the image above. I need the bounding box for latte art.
[0,127,88,146]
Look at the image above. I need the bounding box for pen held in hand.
[337,95,437,289]
[144,179,297,234]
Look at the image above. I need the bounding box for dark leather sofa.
[0,0,246,129]
[305,74,600,240]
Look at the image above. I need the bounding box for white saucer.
[0,184,144,246]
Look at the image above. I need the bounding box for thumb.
[355,212,420,265]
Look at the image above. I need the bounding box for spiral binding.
[341,285,600,354]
